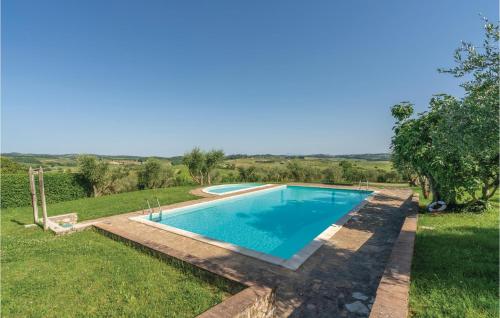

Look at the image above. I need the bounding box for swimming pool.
[202,183,269,195]
[132,185,373,269]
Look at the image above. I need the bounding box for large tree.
[391,20,499,205]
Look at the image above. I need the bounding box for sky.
[2,0,498,157]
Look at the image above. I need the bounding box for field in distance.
[1,152,394,174]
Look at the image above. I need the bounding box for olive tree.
[204,150,224,185]
[77,155,109,197]
[138,158,174,189]
[183,148,225,185]
[183,148,206,185]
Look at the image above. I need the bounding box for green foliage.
[0,157,26,174]
[183,148,206,184]
[391,102,414,122]
[104,166,138,194]
[137,158,175,189]
[204,150,225,184]
[0,173,90,208]
[237,166,257,182]
[322,166,343,184]
[77,155,110,196]
[391,21,499,205]
[183,148,225,185]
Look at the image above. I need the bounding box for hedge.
[1,173,91,208]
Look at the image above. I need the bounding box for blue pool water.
[204,183,264,194]
[149,186,372,259]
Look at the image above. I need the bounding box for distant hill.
[225,153,391,161]
[2,152,391,166]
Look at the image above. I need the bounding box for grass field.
[1,186,239,318]
[225,157,394,171]
[409,190,499,318]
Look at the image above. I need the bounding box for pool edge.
[202,183,274,196]
[130,184,376,271]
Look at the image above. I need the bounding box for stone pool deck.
[93,184,416,317]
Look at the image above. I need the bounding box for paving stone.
[352,292,369,301]
[345,301,369,315]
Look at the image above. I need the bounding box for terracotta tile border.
[369,194,419,318]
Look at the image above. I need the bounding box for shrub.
[1,173,91,208]
[323,166,343,184]
[0,157,26,174]
[137,158,175,189]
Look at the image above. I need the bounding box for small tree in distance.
[183,148,225,185]
[138,158,174,189]
[77,155,109,197]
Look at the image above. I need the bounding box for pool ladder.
[147,198,163,221]
[358,180,369,190]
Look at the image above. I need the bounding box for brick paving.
[94,185,415,317]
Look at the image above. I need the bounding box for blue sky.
[2,0,497,156]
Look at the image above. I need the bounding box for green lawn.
[409,191,499,318]
[1,186,241,317]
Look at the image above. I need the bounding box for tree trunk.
[428,176,441,202]
[482,179,499,201]
[418,175,429,199]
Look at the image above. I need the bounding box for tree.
[286,161,306,182]
[391,20,499,206]
[323,166,343,184]
[183,148,206,185]
[438,19,499,202]
[138,158,174,189]
[183,148,225,185]
[77,155,109,197]
[204,150,224,185]
[237,166,256,182]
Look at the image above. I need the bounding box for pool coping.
[369,194,418,318]
[129,184,378,270]
[202,183,274,196]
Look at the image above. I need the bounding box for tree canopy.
[183,148,224,185]
[391,20,499,207]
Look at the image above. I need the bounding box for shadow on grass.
[410,225,499,317]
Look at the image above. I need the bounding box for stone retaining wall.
[197,285,275,318]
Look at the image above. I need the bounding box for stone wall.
[197,285,275,318]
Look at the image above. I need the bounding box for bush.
[1,173,91,208]
[137,159,175,189]
[323,166,343,184]
[0,157,26,174]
